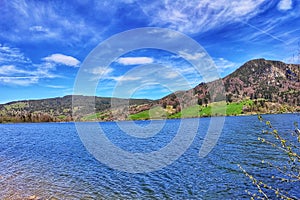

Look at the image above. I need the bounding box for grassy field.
[81,112,110,121]
[81,100,256,121]
[128,106,167,120]
[130,100,254,120]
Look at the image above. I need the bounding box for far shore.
[1,111,298,124]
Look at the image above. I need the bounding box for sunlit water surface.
[0,114,299,199]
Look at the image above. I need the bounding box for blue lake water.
[0,114,299,199]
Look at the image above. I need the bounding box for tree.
[239,115,300,199]
[197,98,203,106]
[226,94,233,103]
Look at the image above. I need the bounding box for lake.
[0,114,299,199]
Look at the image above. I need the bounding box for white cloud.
[44,84,66,89]
[164,71,180,79]
[0,76,39,86]
[90,67,114,76]
[117,57,154,65]
[0,45,70,86]
[29,25,49,33]
[0,64,59,86]
[277,0,293,10]
[0,44,31,64]
[138,0,266,34]
[1,0,113,44]
[214,58,237,69]
[178,51,205,60]
[111,75,141,82]
[43,54,80,67]
[0,65,28,75]
[176,66,198,75]
[214,58,240,75]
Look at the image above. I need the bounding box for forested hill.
[159,58,300,109]
[0,95,154,123]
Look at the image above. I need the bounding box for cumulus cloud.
[43,54,80,67]
[277,0,293,10]
[117,57,154,65]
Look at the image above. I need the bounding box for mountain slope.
[222,58,299,104]
[157,59,300,116]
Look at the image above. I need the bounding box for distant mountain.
[0,58,299,123]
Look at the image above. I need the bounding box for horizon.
[1,0,300,103]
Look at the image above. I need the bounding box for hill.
[135,59,300,119]
[0,95,154,123]
[0,58,299,122]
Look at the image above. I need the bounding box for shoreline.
[0,111,298,124]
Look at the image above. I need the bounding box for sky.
[0,0,300,103]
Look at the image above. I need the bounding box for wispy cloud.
[138,0,266,34]
[0,45,78,86]
[0,65,29,75]
[0,0,109,44]
[89,66,113,76]
[0,63,58,86]
[240,21,287,44]
[0,76,39,86]
[43,54,80,67]
[214,58,240,76]
[117,57,154,65]
[110,75,141,82]
[277,0,293,11]
[0,44,31,64]
[44,84,66,89]
[29,25,50,33]
[99,64,196,99]
[178,51,206,60]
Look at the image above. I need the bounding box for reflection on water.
[0,114,299,199]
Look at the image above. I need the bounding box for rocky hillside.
[158,59,300,113]
[223,59,299,104]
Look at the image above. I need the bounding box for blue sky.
[0,0,299,103]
